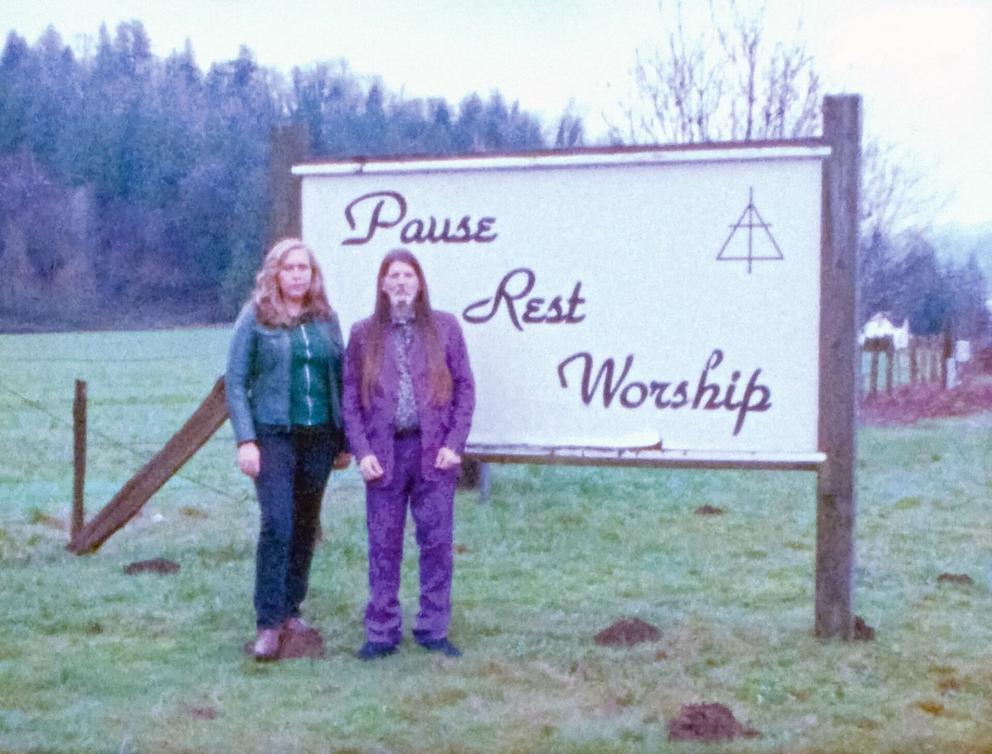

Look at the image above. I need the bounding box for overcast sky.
[5,0,991,227]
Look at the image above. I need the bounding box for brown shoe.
[253,628,282,661]
[283,616,316,635]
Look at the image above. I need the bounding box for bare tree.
[612,0,940,239]
[860,136,947,238]
[612,0,820,144]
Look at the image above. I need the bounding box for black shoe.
[416,637,461,657]
[356,641,397,661]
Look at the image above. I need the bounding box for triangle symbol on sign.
[716,188,784,274]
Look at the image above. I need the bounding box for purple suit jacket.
[343,310,475,486]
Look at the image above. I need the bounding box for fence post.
[815,94,861,639]
[868,348,879,401]
[68,377,229,554]
[71,379,87,542]
[894,345,902,387]
[930,335,944,386]
[941,329,953,389]
[884,339,894,395]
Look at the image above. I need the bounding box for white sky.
[5,0,991,227]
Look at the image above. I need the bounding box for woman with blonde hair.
[226,238,350,660]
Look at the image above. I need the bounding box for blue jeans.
[253,424,334,629]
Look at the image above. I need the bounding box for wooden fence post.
[884,339,894,395]
[868,347,879,401]
[68,377,229,554]
[941,330,953,389]
[71,379,87,542]
[815,95,861,639]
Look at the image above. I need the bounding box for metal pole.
[478,462,491,504]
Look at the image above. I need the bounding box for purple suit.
[343,310,475,644]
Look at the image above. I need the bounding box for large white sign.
[297,145,827,460]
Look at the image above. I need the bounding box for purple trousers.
[364,434,456,645]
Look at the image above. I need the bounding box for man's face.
[381,260,420,307]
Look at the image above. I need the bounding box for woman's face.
[381,260,420,307]
[277,247,313,303]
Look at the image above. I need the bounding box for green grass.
[2,328,992,753]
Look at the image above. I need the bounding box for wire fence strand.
[0,379,247,504]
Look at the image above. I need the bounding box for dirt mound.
[280,626,326,659]
[937,572,973,586]
[123,557,180,575]
[667,703,759,742]
[182,704,218,720]
[853,615,875,641]
[860,378,992,426]
[594,617,660,646]
[242,627,325,660]
[694,505,724,515]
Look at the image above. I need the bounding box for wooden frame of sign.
[289,95,860,639]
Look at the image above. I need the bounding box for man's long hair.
[360,248,452,409]
[251,238,333,327]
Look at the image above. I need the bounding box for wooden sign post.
[815,94,862,639]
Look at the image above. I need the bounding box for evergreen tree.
[0,21,563,328]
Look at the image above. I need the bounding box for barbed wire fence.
[0,377,249,506]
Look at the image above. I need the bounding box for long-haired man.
[343,248,475,660]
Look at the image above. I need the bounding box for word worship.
[557,349,772,436]
[341,190,498,246]
[462,268,586,331]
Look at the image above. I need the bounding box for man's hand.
[236,441,260,478]
[359,454,384,481]
[434,446,461,470]
[332,451,353,470]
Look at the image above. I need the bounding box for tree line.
[0,22,571,330]
[1,13,988,342]
[860,230,989,340]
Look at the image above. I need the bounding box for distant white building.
[859,312,910,350]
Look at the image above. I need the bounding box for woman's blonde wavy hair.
[251,238,333,327]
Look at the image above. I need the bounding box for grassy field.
[1,328,992,753]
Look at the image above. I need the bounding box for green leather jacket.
[225,304,346,446]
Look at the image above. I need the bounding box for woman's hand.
[434,446,461,470]
[358,454,383,481]
[333,451,353,470]
[236,441,261,478]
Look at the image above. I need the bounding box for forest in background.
[0,22,571,331]
[0,19,988,339]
